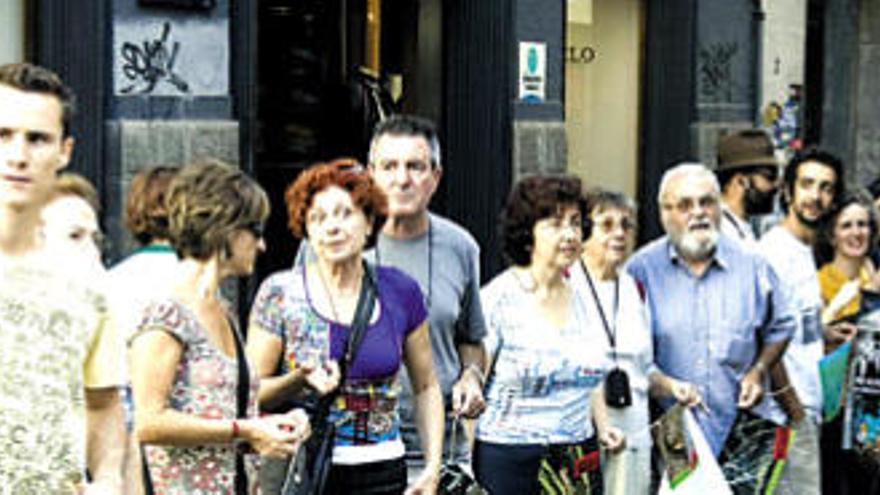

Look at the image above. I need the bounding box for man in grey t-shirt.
[367,115,488,475]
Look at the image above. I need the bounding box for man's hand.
[451,365,485,419]
[738,368,764,408]
[405,466,439,495]
[670,379,703,408]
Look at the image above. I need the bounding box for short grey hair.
[657,162,720,204]
[369,114,442,167]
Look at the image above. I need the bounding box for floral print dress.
[134,299,259,495]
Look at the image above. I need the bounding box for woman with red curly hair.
[247,159,444,494]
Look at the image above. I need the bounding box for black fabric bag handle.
[231,317,250,495]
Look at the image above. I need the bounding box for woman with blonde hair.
[131,160,310,494]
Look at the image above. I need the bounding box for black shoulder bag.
[280,262,377,495]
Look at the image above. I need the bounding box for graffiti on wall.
[119,22,190,94]
[699,41,738,102]
[114,17,229,97]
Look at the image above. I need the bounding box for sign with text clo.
[519,41,546,103]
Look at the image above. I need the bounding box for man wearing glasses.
[626,163,794,488]
[367,115,487,483]
[714,129,781,244]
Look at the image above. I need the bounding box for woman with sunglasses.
[130,160,310,494]
[247,159,444,494]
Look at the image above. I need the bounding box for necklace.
[511,267,537,293]
[314,261,361,324]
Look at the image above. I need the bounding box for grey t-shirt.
[366,213,487,462]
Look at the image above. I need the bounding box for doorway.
[254,0,444,279]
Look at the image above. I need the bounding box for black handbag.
[437,419,486,495]
[279,262,377,495]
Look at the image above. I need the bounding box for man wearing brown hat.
[715,129,781,244]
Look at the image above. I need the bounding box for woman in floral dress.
[130,160,311,494]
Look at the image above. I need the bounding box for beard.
[794,206,824,229]
[669,225,719,261]
[744,183,777,215]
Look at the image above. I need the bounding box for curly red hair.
[285,158,388,246]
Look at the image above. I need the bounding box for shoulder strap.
[230,315,250,495]
[314,261,377,419]
[338,261,377,382]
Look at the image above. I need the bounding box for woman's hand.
[598,426,627,454]
[300,360,341,396]
[405,468,439,495]
[241,409,311,458]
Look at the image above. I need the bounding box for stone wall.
[513,121,568,180]
[853,0,880,186]
[104,120,239,261]
[511,0,566,179]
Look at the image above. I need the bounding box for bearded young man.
[626,163,795,486]
[747,148,845,494]
[715,130,781,244]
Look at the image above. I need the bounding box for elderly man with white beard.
[626,164,795,475]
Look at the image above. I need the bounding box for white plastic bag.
[659,408,732,494]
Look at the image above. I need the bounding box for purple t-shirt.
[249,264,427,447]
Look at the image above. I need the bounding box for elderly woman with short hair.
[247,160,444,494]
[130,160,310,494]
[570,188,700,495]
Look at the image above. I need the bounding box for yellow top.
[817,262,871,321]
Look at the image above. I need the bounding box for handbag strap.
[315,261,377,417]
[230,316,250,495]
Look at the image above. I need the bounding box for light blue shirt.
[626,234,795,455]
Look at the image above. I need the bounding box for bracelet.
[768,384,792,397]
[753,361,767,376]
[463,363,485,386]
[231,419,240,440]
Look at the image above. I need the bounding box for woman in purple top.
[130,160,311,495]
[247,159,444,494]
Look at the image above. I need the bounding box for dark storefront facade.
[20,0,880,291]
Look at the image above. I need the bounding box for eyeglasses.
[662,195,718,214]
[593,216,636,234]
[243,222,265,239]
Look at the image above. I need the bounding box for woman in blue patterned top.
[475,175,625,494]
[247,159,444,494]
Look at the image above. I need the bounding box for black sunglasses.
[243,222,265,239]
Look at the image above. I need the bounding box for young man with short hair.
[0,62,124,493]
[752,148,852,494]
